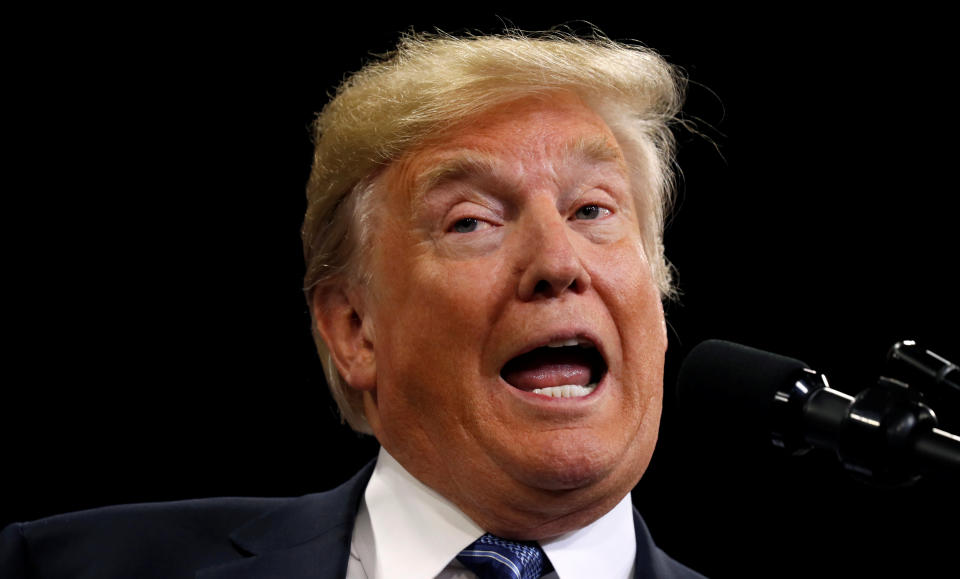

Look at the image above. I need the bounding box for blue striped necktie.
[456,533,549,579]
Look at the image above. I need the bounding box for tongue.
[501,348,593,391]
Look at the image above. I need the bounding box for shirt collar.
[359,448,484,578]
[357,447,636,579]
[541,491,636,578]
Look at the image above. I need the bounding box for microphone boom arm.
[679,340,960,485]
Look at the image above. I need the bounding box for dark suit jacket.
[1,462,704,578]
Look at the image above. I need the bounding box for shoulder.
[1,462,376,579]
[1,497,288,579]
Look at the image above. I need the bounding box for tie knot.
[456,533,549,579]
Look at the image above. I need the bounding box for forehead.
[382,94,626,202]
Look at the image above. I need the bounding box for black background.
[6,7,957,578]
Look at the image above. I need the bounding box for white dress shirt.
[346,448,637,579]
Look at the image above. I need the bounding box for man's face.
[358,94,666,538]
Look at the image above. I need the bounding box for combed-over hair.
[302,30,685,433]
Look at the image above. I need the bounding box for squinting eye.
[574,204,609,220]
[451,218,481,233]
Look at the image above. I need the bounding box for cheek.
[592,240,667,365]
[371,251,505,386]
[592,237,659,308]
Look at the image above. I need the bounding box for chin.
[479,435,655,541]
[507,430,649,493]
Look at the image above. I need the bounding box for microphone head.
[676,340,812,446]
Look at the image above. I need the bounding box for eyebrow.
[413,151,503,203]
[412,136,627,202]
[562,135,628,170]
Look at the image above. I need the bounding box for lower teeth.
[531,383,597,398]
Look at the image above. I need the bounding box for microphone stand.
[772,341,959,485]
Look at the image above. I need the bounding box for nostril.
[518,235,591,300]
[528,275,584,299]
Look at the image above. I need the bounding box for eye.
[450,217,484,234]
[573,204,611,220]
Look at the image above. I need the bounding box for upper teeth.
[546,338,594,348]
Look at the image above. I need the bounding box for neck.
[386,446,641,541]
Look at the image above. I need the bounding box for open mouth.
[500,338,607,398]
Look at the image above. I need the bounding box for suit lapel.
[198,461,376,579]
[632,506,699,579]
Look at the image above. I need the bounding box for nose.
[516,208,592,301]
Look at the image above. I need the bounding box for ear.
[311,285,377,392]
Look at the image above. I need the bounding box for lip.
[503,329,607,364]
[497,328,609,403]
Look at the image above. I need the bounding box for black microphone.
[676,340,960,484]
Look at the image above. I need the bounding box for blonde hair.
[302,30,685,433]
